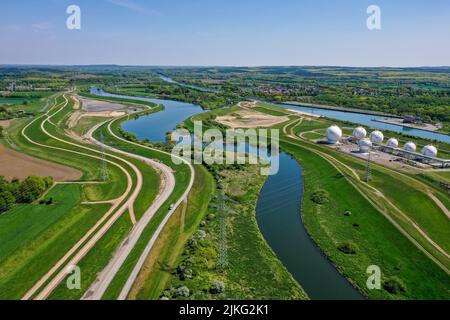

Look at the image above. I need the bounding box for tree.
[16,176,46,203]
[0,191,16,213]
[210,280,225,294]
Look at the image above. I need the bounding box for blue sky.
[0,0,449,66]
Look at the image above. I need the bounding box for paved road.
[21,95,141,300]
[81,121,176,300]
[106,120,195,300]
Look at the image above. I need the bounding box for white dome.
[326,125,342,144]
[386,138,399,148]
[358,138,373,153]
[421,145,438,158]
[370,130,384,144]
[404,142,417,152]
[353,127,367,140]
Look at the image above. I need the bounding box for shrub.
[43,177,54,188]
[16,176,47,203]
[180,268,193,281]
[0,191,16,213]
[210,280,225,294]
[383,277,406,294]
[338,241,358,254]
[174,286,190,297]
[194,230,207,240]
[310,189,329,205]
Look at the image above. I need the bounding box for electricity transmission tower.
[217,187,228,272]
[100,132,109,182]
[365,149,372,183]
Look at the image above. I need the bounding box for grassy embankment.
[263,106,450,299]
[0,95,125,299]
[1,94,160,299]
[129,165,215,299]
[181,104,449,299]
[43,97,162,300]
[158,164,308,300]
[143,107,308,300]
[47,95,189,299]
[290,118,450,254]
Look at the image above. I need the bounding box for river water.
[157,75,450,144]
[90,87,363,299]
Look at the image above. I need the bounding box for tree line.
[0,176,54,214]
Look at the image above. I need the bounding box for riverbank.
[157,163,308,300]
[282,101,400,117]
[373,118,442,133]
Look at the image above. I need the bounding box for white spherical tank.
[421,145,438,158]
[326,125,342,144]
[404,142,417,153]
[370,130,384,144]
[353,127,367,140]
[358,138,373,153]
[386,138,399,148]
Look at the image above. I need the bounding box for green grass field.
[280,137,450,299]
[0,184,109,299]
[159,165,308,300]
[129,165,215,299]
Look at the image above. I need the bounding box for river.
[90,87,363,299]
[158,75,450,144]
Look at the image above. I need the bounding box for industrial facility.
[324,125,450,168]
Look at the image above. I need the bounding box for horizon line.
[1,64,450,69]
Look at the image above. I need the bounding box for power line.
[99,131,109,182]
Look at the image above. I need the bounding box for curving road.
[81,121,176,300]
[22,95,141,300]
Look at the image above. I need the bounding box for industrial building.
[324,125,450,168]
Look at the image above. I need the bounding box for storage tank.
[404,142,417,153]
[358,138,373,153]
[352,127,367,140]
[386,138,399,148]
[326,125,342,144]
[370,130,384,144]
[421,145,438,158]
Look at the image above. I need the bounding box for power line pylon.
[100,132,109,182]
[365,149,372,183]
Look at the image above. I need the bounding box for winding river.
[90,88,363,299]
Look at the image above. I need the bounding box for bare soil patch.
[0,120,13,129]
[78,97,131,113]
[216,109,289,129]
[0,144,82,181]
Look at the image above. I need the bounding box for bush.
[174,286,190,297]
[310,189,329,205]
[16,176,47,203]
[180,268,193,281]
[338,241,358,254]
[210,280,225,294]
[0,191,16,213]
[194,230,207,240]
[383,277,406,294]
